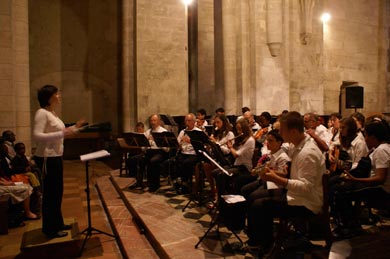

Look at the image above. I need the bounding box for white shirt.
[268,149,290,173]
[33,108,65,157]
[216,131,235,155]
[177,127,202,155]
[315,124,332,148]
[346,135,369,170]
[144,126,167,148]
[286,135,325,214]
[234,136,255,171]
[370,143,390,193]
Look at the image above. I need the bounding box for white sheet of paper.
[266,181,279,190]
[221,194,246,204]
[80,150,110,162]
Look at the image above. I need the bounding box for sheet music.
[199,150,232,176]
[221,194,246,204]
[266,181,279,190]
[80,150,110,162]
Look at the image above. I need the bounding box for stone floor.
[1,159,390,259]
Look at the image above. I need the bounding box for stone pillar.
[222,0,239,115]
[0,0,31,153]
[239,0,251,108]
[299,0,315,45]
[121,0,136,132]
[266,0,283,56]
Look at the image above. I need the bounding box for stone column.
[266,0,283,56]
[299,0,315,45]
[121,0,136,132]
[222,0,238,115]
[0,0,31,153]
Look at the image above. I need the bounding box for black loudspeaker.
[346,86,364,109]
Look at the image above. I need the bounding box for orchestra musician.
[170,113,201,194]
[246,111,324,254]
[241,129,290,204]
[304,112,331,152]
[144,114,170,192]
[192,114,235,202]
[196,108,208,131]
[243,111,260,131]
[254,111,274,156]
[213,118,255,203]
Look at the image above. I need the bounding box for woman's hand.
[75,118,86,129]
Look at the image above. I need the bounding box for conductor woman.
[33,85,84,238]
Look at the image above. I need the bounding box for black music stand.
[79,150,117,256]
[181,130,211,211]
[125,132,150,147]
[194,151,243,249]
[151,131,179,158]
[123,133,150,186]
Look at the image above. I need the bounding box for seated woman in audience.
[331,119,390,237]
[193,114,235,201]
[0,177,38,220]
[2,130,16,159]
[241,129,290,204]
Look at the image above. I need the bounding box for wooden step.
[95,174,159,259]
[20,217,80,258]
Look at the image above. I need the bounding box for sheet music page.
[266,181,279,190]
[199,150,232,176]
[80,150,110,162]
[221,194,246,204]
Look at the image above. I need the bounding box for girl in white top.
[33,85,84,238]
[329,117,368,172]
[196,114,234,201]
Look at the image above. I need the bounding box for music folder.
[80,150,110,162]
[151,131,178,148]
[204,125,213,136]
[184,130,209,153]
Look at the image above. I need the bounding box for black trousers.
[35,156,64,234]
[247,194,313,247]
[146,150,168,188]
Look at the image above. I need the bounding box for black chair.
[350,186,390,225]
[267,171,333,258]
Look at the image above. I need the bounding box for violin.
[254,127,268,140]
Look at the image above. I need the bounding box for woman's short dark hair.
[37,85,58,108]
[365,120,390,142]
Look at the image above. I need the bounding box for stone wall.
[323,0,389,116]
[0,0,31,153]
[29,0,120,134]
[136,0,188,124]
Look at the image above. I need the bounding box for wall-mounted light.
[321,12,331,23]
[182,0,193,6]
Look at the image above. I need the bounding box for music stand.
[125,132,150,148]
[120,133,150,184]
[181,130,211,211]
[79,150,117,256]
[195,151,243,249]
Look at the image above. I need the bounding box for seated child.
[11,143,41,188]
